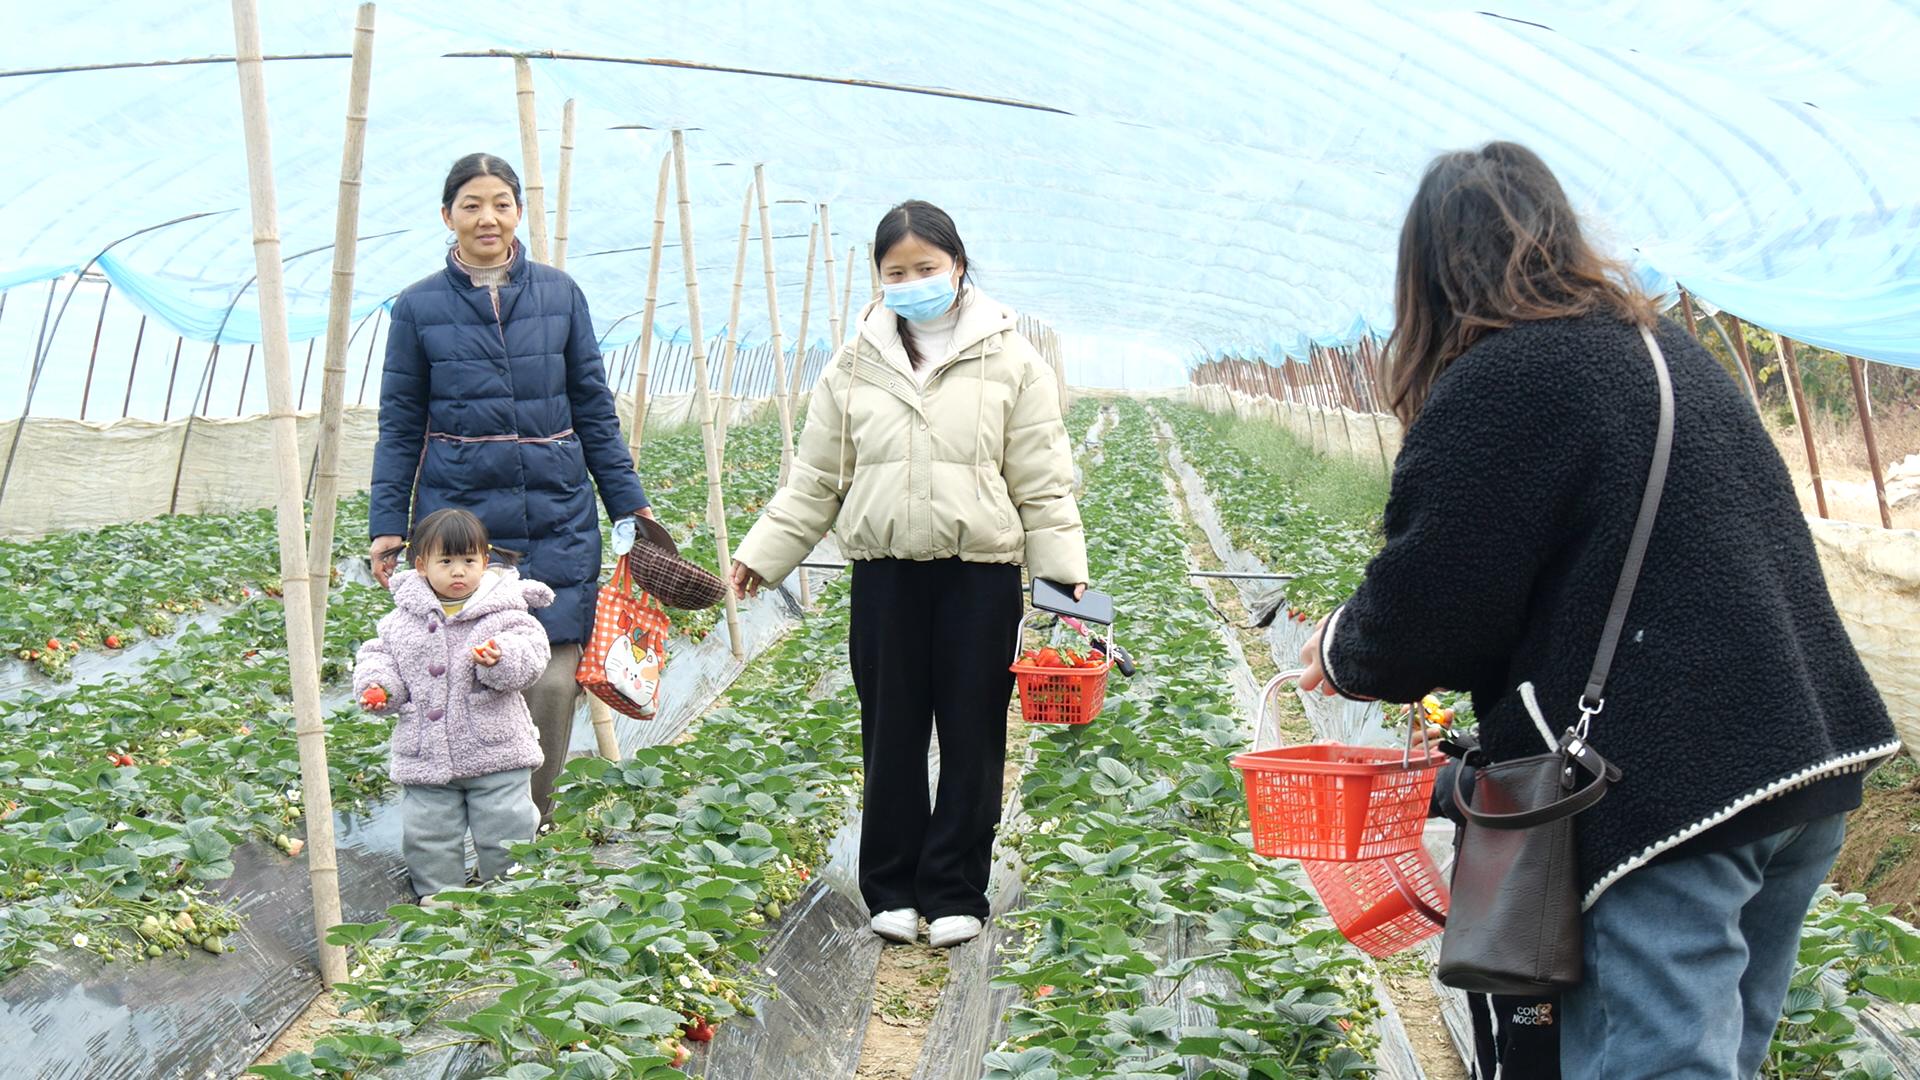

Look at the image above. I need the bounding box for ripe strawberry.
[46,638,60,651]
[1035,985,1055,997]
[682,1015,715,1043]
[105,634,122,649]
[360,685,389,710]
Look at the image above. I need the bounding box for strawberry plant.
[0,583,395,973]
[260,577,864,1077]
[988,400,1381,1078]
[1155,404,1381,621]
[0,494,374,676]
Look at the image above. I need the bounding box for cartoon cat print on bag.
[602,626,661,717]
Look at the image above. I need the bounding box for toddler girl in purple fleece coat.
[353,509,553,902]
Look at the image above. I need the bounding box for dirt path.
[1154,420,1315,746]
[853,943,950,1078]
[1152,405,1470,1079]
[852,679,1032,1077]
[1378,956,1470,1080]
[250,991,344,1068]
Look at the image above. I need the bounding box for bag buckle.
[1574,694,1604,739]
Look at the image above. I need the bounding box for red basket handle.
[1386,857,1447,928]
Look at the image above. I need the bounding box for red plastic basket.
[1010,610,1113,725]
[1302,847,1449,957]
[1231,672,1446,861]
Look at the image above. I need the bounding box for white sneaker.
[869,907,919,943]
[928,915,983,949]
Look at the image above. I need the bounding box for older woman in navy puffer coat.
[369,153,651,824]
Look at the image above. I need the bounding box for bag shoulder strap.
[1580,325,1676,716]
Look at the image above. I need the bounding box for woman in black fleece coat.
[1298,142,1899,1080]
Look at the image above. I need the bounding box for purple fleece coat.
[353,568,554,786]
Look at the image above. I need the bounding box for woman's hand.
[730,560,764,599]
[636,507,656,521]
[1297,616,1341,697]
[370,536,405,588]
[1073,583,1087,601]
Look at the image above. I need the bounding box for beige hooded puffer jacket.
[733,287,1088,587]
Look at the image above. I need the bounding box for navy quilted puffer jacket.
[369,245,648,644]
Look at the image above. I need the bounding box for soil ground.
[1379,954,1469,1080]
[251,990,345,1068]
[1831,754,1920,921]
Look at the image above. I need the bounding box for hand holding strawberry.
[360,684,389,711]
[472,639,501,667]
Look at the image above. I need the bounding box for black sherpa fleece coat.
[1322,313,1899,909]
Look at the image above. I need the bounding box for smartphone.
[1032,578,1114,626]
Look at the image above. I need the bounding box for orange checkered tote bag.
[576,557,671,719]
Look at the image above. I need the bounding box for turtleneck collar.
[448,239,523,288]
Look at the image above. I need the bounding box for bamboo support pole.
[121,315,147,418]
[821,205,843,351]
[715,181,754,458]
[305,1,375,665]
[1361,339,1391,474]
[867,242,879,300]
[839,245,856,341]
[228,0,347,986]
[672,130,744,658]
[512,57,551,264]
[789,222,818,610]
[552,98,575,269]
[791,221,818,413]
[627,150,672,456]
[1847,356,1894,529]
[1776,335,1828,519]
[754,166,796,487]
[1725,313,1761,409]
[1678,287,1701,341]
[79,282,112,420]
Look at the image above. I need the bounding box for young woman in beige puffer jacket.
[732,200,1088,949]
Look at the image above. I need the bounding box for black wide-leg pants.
[848,558,1022,921]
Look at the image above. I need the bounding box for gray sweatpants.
[524,642,584,825]
[401,767,538,898]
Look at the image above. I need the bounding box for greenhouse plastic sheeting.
[1807,518,1920,763]
[3,2,1919,378]
[0,802,415,1080]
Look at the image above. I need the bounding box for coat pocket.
[467,688,530,746]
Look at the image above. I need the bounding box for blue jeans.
[1561,813,1847,1079]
